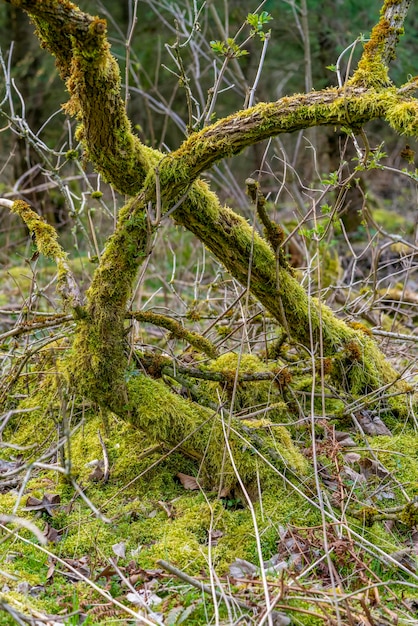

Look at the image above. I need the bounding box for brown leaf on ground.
[229,558,258,579]
[356,410,392,436]
[46,558,56,581]
[334,431,357,447]
[358,457,390,479]
[60,556,90,582]
[89,463,105,481]
[0,458,22,474]
[43,522,62,544]
[344,452,361,464]
[209,529,224,545]
[342,466,367,484]
[24,493,61,516]
[127,567,164,585]
[95,563,118,581]
[177,472,200,490]
[218,485,231,498]
[388,548,416,571]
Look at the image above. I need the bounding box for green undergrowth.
[0,255,93,308]
[1,351,418,623]
[0,402,321,623]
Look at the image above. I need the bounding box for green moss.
[385,99,418,136]
[125,372,282,488]
[65,149,78,160]
[67,198,152,409]
[11,201,63,261]
[372,207,409,231]
[363,523,400,553]
[1,364,417,623]
[400,501,418,528]
[348,1,407,88]
[371,433,418,486]
[0,397,314,578]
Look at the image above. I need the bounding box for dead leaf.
[95,563,117,581]
[388,548,416,571]
[229,558,257,579]
[112,541,126,559]
[127,590,162,607]
[263,554,287,576]
[44,523,62,544]
[89,464,105,481]
[356,410,392,436]
[46,560,56,580]
[404,597,418,613]
[25,493,61,516]
[359,457,390,479]
[17,581,30,595]
[177,472,199,490]
[209,529,223,545]
[411,530,418,552]
[28,585,44,597]
[59,556,90,581]
[376,489,395,501]
[218,485,231,498]
[317,463,338,491]
[128,573,144,585]
[0,459,22,474]
[127,567,163,585]
[344,452,361,464]
[271,612,291,626]
[342,466,366,484]
[334,431,356,447]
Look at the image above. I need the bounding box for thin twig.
[157,559,254,613]
[98,430,110,483]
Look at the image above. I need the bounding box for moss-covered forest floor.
[1,201,418,626]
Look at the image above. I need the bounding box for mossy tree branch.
[128,311,219,359]
[4,0,414,194]
[349,0,412,87]
[3,0,415,449]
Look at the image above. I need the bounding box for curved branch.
[156,88,417,200]
[5,0,414,199]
